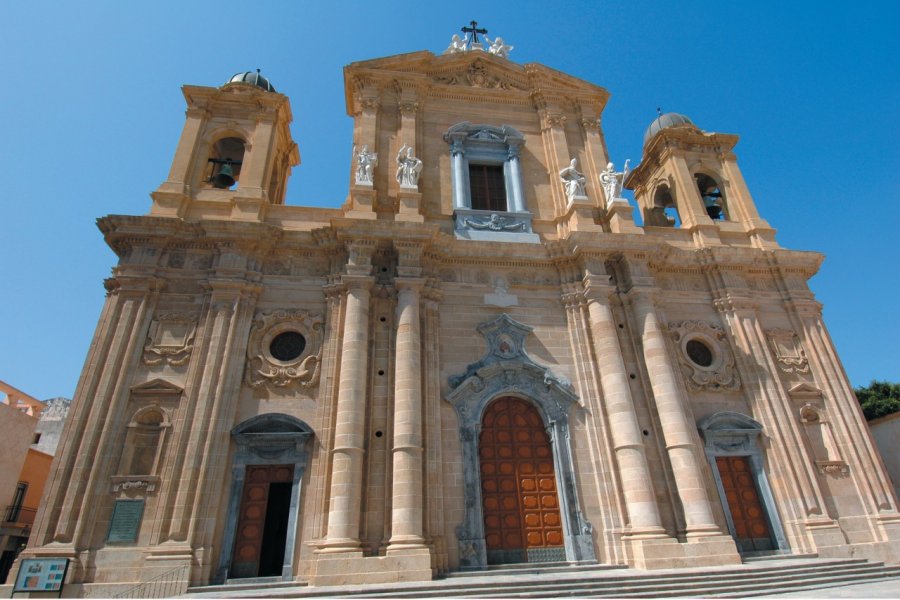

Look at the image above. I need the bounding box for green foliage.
[854,381,900,421]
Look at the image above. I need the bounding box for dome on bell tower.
[224,69,276,92]
[643,112,695,145]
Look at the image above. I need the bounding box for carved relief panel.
[142,313,197,366]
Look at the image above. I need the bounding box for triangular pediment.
[788,382,824,399]
[131,378,183,396]
[344,49,608,106]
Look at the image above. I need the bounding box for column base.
[626,534,741,569]
[311,548,434,586]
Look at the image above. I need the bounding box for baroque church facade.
[13,38,900,595]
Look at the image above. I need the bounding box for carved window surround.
[446,314,594,570]
[668,320,741,392]
[443,123,539,243]
[245,309,323,389]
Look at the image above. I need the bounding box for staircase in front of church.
[185,557,900,598]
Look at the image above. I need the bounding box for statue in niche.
[485,35,513,58]
[354,144,378,184]
[395,144,423,188]
[559,158,587,200]
[600,160,630,205]
[444,33,469,54]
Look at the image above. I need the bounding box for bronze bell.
[211,161,236,189]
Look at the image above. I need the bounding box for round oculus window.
[686,339,714,367]
[269,331,306,362]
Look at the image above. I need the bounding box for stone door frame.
[699,411,789,553]
[446,314,595,569]
[215,413,314,583]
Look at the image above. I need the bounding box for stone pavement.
[763,578,900,597]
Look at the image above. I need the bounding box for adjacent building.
[0,382,70,583]
[11,37,900,596]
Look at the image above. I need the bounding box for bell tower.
[151,70,300,220]
[626,112,777,249]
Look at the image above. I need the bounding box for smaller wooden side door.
[716,456,773,552]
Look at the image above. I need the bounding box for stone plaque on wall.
[106,499,144,543]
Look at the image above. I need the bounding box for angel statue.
[485,35,513,59]
[600,160,631,205]
[443,33,469,54]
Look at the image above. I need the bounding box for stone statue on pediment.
[444,33,469,54]
[485,35,513,59]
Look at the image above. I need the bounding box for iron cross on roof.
[462,20,488,44]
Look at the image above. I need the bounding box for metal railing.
[3,505,36,526]
[114,564,190,599]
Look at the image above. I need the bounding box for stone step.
[182,558,897,599]
[187,578,307,594]
[354,559,881,598]
[446,561,625,578]
[458,564,900,598]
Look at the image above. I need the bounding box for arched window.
[694,172,727,220]
[646,183,680,227]
[206,136,246,190]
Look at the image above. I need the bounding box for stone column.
[388,278,427,550]
[584,279,666,536]
[505,143,525,213]
[321,275,373,551]
[629,289,720,536]
[450,139,468,210]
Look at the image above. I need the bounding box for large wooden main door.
[716,456,774,552]
[231,464,294,578]
[479,397,565,564]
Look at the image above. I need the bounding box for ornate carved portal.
[447,314,594,569]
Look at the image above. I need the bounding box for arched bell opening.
[216,414,313,583]
[646,183,680,227]
[694,172,727,221]
[206,136,245,190]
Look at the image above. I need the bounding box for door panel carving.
[480,397,564,564]
[716,456,773,551]
[231,464,293,578]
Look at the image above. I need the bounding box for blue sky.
[2,1,897,400]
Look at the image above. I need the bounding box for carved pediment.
[788,382,824,400]
[130,378,183,397]
[432,57,528,91]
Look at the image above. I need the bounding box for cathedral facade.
[14,42,900,595]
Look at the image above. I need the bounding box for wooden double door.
[716,456,774,552]
[231,465,294,578]
[479,397,565,564]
